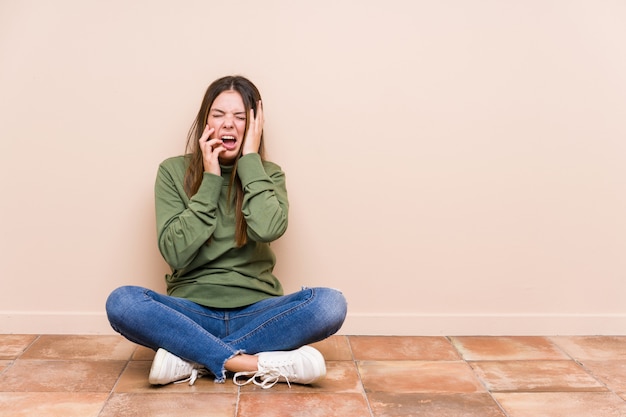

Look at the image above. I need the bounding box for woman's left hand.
[242,100,264,155]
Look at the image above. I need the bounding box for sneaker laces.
[173,368,210,386]
[233,368,292,389]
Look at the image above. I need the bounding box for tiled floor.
[1,335,626,417]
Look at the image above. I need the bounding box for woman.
[106,75,347,388]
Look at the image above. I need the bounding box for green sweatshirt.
[154,153,288,308]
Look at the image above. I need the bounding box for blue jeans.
[105,286,347,382]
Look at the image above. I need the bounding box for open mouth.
[221,135,237,150]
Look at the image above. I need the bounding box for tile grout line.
[13,334,41,361]
[96,355,132,417]
[448,336,626,411]
[0,335,42,395]
[445,336,513,417]
[234,379,241,417]
[2,334,626,414]
[0,335,42,393]
[346,335,376,417]
[548,336,626,403]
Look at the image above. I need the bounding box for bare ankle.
[225,353,258,373]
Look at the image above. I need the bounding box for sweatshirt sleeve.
[237,153,289,242]
[155,162,223,270]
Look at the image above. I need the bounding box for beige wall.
[1,0,625,335]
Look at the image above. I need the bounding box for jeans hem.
[215,349,246,383]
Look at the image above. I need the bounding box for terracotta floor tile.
[99,393,236,417]
[0,360,11,373]
[493,392,626,417]
[239,361,363,393]
[131,345,156,361]
[350,336,460,361]
[114,360,236,393]
[2,333,625,417]
[20,335,137,361]
[0,360,126,392]
[359,360,485,393]
[551,336,626,361]
[0,335,37,359]
[368,393,507,417]
[582,360,626,393]
[450,336,569,361]
[0,392,108,417]
[311,335,353,361]
[470,360,606,392]
[237,393,371,417]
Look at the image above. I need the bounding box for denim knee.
[105,285,142,329]
[313,287,348,334]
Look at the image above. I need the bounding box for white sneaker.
[233,346,326,389]
[148,348,208,386]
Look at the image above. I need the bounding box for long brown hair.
[184,76,265,247]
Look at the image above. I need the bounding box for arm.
[238,154,289,242]
[238,100,288,241]
[155,161,223,270]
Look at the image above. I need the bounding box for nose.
[223,114,234,128]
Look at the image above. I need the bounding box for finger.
[249,108,257,132]
[201,139,223,159]
[206,138,223,148]
[211,144,226,160]
[199,125,215,143]
[250,106,263,134]
[256,100,264,125]
[253,101,264,136]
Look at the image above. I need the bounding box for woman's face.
[207,90,247,164]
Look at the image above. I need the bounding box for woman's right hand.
[199,125,225,175]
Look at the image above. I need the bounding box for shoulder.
[261,159,284,176]
[158,155,189,175]
[238,154,285,178]
[155,155,190,188]
[159,155,187,169]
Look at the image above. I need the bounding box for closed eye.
[210,110,246,121]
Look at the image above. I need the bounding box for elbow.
[159,249,189,271]
[158,238,194,271]
[247,217,288,243]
